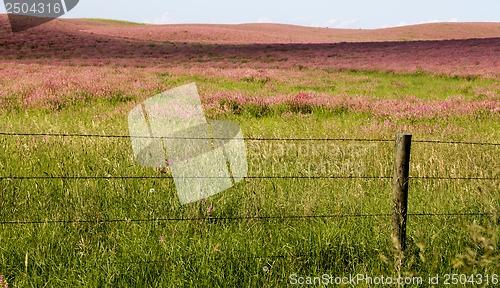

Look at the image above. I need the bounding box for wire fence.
[1,131,500,146]
[0,131,499,267]
[1,175,497,181]
[0,131,498,225]
[0,213,494,226]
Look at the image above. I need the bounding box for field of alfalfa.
[0,16,499,286]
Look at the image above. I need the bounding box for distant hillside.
[0,15,498,76]
[54,19,500,44]
[40,18,500,44]
[1,15,499,44]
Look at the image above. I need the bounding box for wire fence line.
[0,175,498,181]
[1,212,495,264]
[0,131,393,143]
[0,131,499,146]
[408,176,499,181]
[48,254,320,267]
[0,213,494,226]
[0,131,498,227]
[111,254,314,267]
[412,139,500,146]
[1,131,498,181]
[0,175,391,180]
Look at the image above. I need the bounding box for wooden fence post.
[391,132,412,268]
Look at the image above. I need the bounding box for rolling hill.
[0,15,499,76]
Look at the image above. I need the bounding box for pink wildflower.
[0,275,6,288]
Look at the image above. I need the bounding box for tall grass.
[0,69,498,286]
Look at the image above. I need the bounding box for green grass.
[157,68,499,101]
[0,69,499,287]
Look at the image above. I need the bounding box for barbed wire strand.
[409,213,495,217]
[413,139,500,146]
[0,132,392,142]
[19,253,329,266]
[0,214,391,225]
[0,175,392,180]
[1,132,499,146]
[0,213,493,226]
[409,176,499,181]
[113,254,313,266]
[1,175,497,181]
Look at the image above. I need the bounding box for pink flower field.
[205,91,499,119]
[0,15,499,76]
[0,15,498,120]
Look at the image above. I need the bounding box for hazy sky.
[1,0,499,28]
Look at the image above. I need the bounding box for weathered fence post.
[391,132,412,269]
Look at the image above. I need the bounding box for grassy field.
[0,64,499,287]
